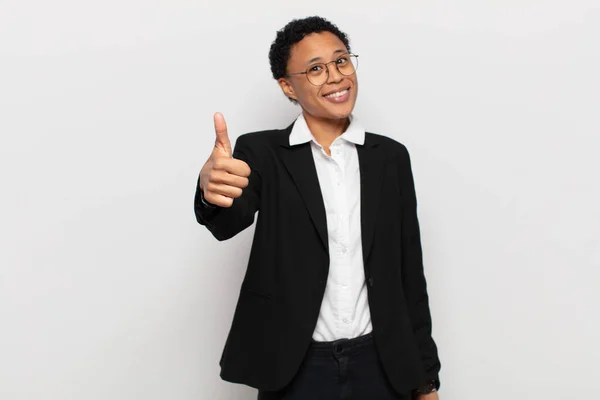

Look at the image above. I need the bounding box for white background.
[1,1,599,399]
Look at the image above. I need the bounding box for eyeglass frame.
[285,53,359,86]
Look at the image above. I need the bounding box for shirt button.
[342,318,350,324]
[342,247,347,254]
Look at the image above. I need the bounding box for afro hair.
[268,16,351,81]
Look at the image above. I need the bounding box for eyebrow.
[306,49,348,65]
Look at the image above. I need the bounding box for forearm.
[401,213,440,379]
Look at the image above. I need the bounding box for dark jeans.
[257,333,410,400]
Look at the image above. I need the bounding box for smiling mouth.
[323,88,350,98]
[324,89,348,99]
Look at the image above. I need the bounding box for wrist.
[413,379,439,397]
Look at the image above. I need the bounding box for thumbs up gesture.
[199,112,251,208]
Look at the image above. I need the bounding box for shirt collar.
[289,113,365,147]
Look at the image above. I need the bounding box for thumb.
[213,112,232,158]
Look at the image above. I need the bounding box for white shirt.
[289,113,373,341]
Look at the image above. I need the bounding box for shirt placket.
[329,142,353,337]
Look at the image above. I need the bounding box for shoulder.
[235,128,290,150]
[231,127,291,168]
[365,132,411,159]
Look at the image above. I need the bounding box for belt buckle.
[332,338,348,354]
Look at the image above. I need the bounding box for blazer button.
[368,277,374,287]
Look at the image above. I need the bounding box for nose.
[326,61,343,83]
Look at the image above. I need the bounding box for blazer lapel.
[280,128,329,252]
[278,127,384,258]
[357,134,384,264]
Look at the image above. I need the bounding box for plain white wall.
[1,1,599,399]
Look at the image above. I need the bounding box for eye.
[337,56,349,64]
[309,64,324,72]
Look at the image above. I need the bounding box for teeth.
[325,89,348,98]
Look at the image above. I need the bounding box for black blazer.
[194,122,441,395]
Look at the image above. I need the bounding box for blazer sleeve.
[397,144,441,385]
[194,134,262,241]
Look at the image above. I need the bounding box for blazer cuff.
[199,188,217,209]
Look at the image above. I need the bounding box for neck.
[303,111,350,152]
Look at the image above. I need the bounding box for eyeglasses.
[286,53,359,86]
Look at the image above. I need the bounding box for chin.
[326,109,353,121]
[321,90,357,119]
[317,101,356,120]
[323,103,355,120]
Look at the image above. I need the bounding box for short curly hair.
[269,16,351,81]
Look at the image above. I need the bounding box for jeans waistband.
[308,332,374,356]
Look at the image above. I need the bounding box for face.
[278,31,358,121]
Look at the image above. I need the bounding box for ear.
[278,77,297,102]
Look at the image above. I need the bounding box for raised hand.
[199,112,251,208]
